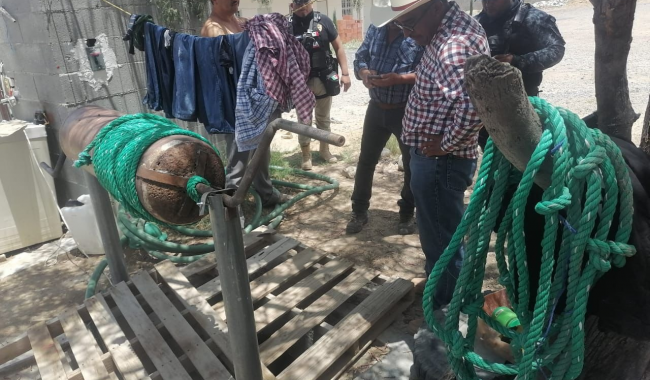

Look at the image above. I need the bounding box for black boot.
[346,211,369,234]
[398,214,416,235]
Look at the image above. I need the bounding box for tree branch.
[640,95,650,155]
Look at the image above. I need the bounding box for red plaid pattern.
[245,13,315,123]
[402,3,490,159]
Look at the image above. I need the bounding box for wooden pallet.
[0,229,414,380]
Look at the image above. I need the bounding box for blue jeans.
[144,23,174,116]
[410,148,476,307]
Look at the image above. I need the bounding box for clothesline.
[99,0,131,16]
[140,14,315,152]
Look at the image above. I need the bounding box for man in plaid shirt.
[383,0,489,307]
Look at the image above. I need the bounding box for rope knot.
[573,146,606,179]
[186,176,211,203]
[73,151,93,168]
[586,239,612,272]
[534,187,571,215]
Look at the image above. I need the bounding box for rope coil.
[74,113,220,225]
[423,97,636,379]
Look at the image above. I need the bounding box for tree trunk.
[640,95,650,155]
[464,54,650,380]
[590,0,638,140]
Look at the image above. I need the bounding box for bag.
[319,70,341,97]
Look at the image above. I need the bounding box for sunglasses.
[393,1,434,32]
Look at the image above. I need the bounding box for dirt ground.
[1,0,650,376]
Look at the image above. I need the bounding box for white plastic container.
[60,194,104,256]
[0,121,63,254]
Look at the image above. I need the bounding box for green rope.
[423,97,637,380]
[73,113,219,225]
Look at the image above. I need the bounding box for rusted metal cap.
[136,135,225,225]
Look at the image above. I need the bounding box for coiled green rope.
[74,113,220,224]
[423,97,637,380]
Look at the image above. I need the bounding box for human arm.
[439,38,487,155]
[354,25,378,89]
[370,72,416,87]
[331,36,351,91]
[501,13,565,73]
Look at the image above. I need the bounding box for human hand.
[341,74,352,92]
[369,72,402,88]
[494,54,514,64]
[359,69,377,89]
[419,134,447,157]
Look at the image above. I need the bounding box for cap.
[377,0,431,27]
[293,0,311,5]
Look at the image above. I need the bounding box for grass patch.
[339,148,358,164]
[385,135,401,156]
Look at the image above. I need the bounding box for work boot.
[398,214,416,235]
[301,145,312,170]
[319,143,338,163]
[262,190,292,208]
[346,211,369,234]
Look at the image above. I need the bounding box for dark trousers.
[351,101,415,216]
[410,149,476,306]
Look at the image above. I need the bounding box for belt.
[371,100,407,110]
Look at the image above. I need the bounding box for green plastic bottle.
[492,306,521,330]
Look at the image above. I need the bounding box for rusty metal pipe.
[59,105,225,225]
[220,118,345,208]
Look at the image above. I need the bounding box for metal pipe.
[223,119,346,208]
[85,172,129,283]
[208,193,263,380]
[39,153,67,178]
[270,118,346,147]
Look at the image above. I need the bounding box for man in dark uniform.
[290,0,351,170]
[476,0,565,148]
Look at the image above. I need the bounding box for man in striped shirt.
[384,0,490,307]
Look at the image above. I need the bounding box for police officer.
[476,0,565,149]
[290,0,351,170]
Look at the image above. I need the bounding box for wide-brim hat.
[377,0,432,27]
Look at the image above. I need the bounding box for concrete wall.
[0,0,212,206]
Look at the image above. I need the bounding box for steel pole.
[85,172,129,283]
[208,193,263,380]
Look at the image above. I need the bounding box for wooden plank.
[259,269,377,365]
[85,295,150,380]
[328,294,413,380]
[252,259,353,331]
[196,237,301,300]
[131,271,230,380]
[0,335,30,365]
[155,261,278,380]
[278,278,413,380]
[213,248,328,319]
[180,228,275,278]
[110,282,192,380]
[26,323,67,380]
[59,309,111,380]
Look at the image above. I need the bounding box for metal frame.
[43,114,345,380]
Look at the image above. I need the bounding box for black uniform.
[290,11,338,77]
[476,0,565,148]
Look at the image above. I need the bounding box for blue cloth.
[353,24,423,104]
[409,149,476,307]
[235,42,279,152]
[171,32,250,133]
[143,23,175,116]
[172,33,198,121]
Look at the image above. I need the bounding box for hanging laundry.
[170,31,251,133]
[123,14,153,55]
[143,23,174,118]
[172,33,198,122]
[235,43,279,152]
[244,13,314,125]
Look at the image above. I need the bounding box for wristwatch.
[341,73,349,76]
